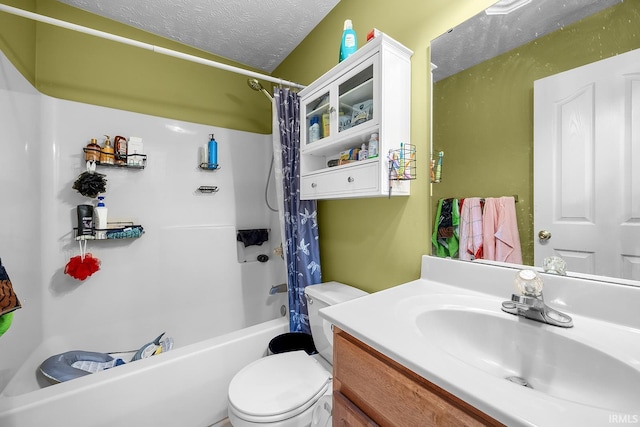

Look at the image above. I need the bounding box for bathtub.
[0,317,288,427]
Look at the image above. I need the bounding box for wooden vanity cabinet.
[333,327,504,427]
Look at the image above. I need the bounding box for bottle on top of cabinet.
[339,19,358,62]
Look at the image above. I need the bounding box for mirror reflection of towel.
[432,198,460,258]
[236,229,269,247]
[482,197,522,264]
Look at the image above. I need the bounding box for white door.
[534,48,640,281]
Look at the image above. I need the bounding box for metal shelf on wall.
[75,223,145,241]
[199,163,221,171]
[83,148,147,169]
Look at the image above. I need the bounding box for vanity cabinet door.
[333,328,503,427]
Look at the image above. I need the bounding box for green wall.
[432,1,640,265]
[0,0,37,83]
[274,0,496,292]
[1,0,273,133]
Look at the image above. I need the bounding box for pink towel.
[459,198,483,260]
[482,197,522,264]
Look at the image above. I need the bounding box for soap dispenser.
[207,134,218,169]
[100,135,115,165]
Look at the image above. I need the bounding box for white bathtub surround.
[321,255,640,427]
[0,49,288,425]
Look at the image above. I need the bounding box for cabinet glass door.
[338,64,374,134]
[304,91,330,145]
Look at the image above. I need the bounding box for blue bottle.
[208,134,218,169]
[339,19,357,62]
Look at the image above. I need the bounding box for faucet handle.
[514,269,543,297]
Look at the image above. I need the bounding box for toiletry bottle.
[85,138,101,162]
[339,19,358,62]
[359,143,368,160]
[322,113,330,138]
[368,133,379,158]
[100,135,115,165]
[77,205,94,236]
[208,134,218,169]
[435,151,444,182]
[309,116,320,143]
[114,135,127,165]
[94,196,108,239]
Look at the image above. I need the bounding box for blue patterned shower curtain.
[274,87,321,334]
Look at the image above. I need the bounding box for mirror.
[430,0,639,284]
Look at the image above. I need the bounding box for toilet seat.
[228,350,331,424]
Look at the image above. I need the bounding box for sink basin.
[415,300,640,413]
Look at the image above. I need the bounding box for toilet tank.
[305,281,368,364]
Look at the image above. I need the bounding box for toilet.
[227,281,368,427]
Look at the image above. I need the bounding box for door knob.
[538,230,552,241]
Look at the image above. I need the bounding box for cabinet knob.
[329,107,336,114]
[347,177,354,183]
[311,182,317,188]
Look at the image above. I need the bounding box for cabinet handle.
[329,107,336,114]
[347,177,354,183]
[311,182,317,188]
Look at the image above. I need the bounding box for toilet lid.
[228,351,331,422]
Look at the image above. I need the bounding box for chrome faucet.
[501,269,573,328]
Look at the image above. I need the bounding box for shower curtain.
[273,87,321,334]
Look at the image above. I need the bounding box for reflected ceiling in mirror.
[431,0,622,82]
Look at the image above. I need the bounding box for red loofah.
[65,254,101,280]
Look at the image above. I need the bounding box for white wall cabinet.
[299,34,413,200]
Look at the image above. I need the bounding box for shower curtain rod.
[0,3,305,90]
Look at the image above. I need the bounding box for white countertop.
[320,256,640,427]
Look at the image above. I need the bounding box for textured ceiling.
[431,0,622,82]
[56,0,341,73]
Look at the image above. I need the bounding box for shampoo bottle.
[339,19,357,62]
[94,196,108,239]
[309,116,320,142]
[208,134,218,169]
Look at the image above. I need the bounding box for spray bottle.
[339,19,358,62]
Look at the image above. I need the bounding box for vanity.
[321,256,640,426]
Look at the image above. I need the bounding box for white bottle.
[94,196,108,239]
[358,143,368,160]
[309,116,320,143]
[368,133,379,158]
